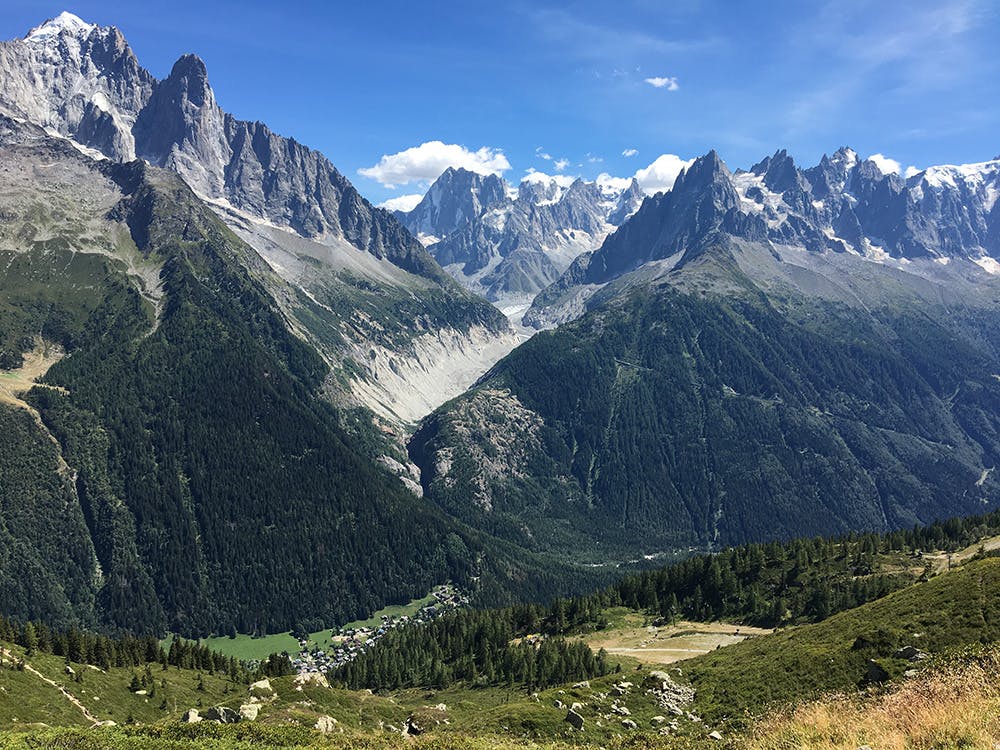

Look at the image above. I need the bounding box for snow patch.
[974,256,1000,275]
[25,12,95,43]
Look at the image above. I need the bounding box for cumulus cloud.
[622,148,639,157]
[868,153,902,175]
[554,158,571,172]
[868,153,920,179]
[633,153,694,194]
[644,76,679,91]
[359,140,510,188]
[378,193,424,213]
[596,173,633,192]
[522,169,576,188]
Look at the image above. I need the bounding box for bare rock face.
[0,13,154,160]
[400,167,645,305]
[0,13,445,282]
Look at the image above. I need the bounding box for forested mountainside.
[412,154,1000,558]
[0,118,597,638]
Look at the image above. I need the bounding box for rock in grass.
[565,709,585,730]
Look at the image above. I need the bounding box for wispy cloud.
[527,8,718,64]
[644,76,679,91]
[554,158,570,172]
[622,148,639,157]
[786,0,991,133]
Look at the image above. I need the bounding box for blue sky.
[4,0,999,207]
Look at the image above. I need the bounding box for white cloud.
[536,147,553,161]
[359,140,510,188]
[587,153,604,163]
[596,173,633,192]
[868,152,920,178]
[622,148,639,158]
[633,153,694,194]
[868,153,902,175]
[378,193,424,213]
[554,158,571,172]
[644,76,680,91]
[522,169,576,188]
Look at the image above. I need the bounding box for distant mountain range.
[412,149,1000,558]
[526,147,1000,327]
[396,167,643,315]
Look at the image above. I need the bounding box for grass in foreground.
[742,646,1000,750]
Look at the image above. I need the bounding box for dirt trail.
[924,534,1000,573]
[0,648,99,726]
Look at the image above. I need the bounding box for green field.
[169,593,439,661]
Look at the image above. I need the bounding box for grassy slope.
[685,556,1000,724]
[740,646,1000,750]
[0,644,239,729]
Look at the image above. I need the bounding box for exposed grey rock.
[181,708,202,723]
[0,14,447,283]
[204,706,240,724]
[565,708,585,730]
[621,718,638,730]
[400,168,644,304]
[314,715,338,734]
[238,704,259,721]
[864,659,890,685]
[528,147,1000,327]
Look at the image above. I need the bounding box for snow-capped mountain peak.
[25,12,96,43]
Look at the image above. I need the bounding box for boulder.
[64,666,75,676]
[314,715,338,734]
[709,730,723,741]
[249,678,273,694]
[238,704,259,721]
[651,716,667,725]
[644,670,671,689]
[570,702,584,711]
[863,659,890,685]
[893,646,928,662]
[572,680,590,689]
[621,718,638,730]
[204,706,240,724]
[294,672,329,689]
[554,699,564,709]
[181,709,202,723]
[565,709,585,730]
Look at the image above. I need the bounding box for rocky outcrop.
[528,147,1000,326]
[400,168,644,306]
[0,13,448,283]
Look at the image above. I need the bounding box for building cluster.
[290,584,468,675]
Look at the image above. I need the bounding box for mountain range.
[0,12,519,425]
[397,167,643,316]
[411,149,1000,558]
[3,11,1000,642]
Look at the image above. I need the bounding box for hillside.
[685,556,1000,723]
[412,267,1000,558]
[0,118,597,638]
